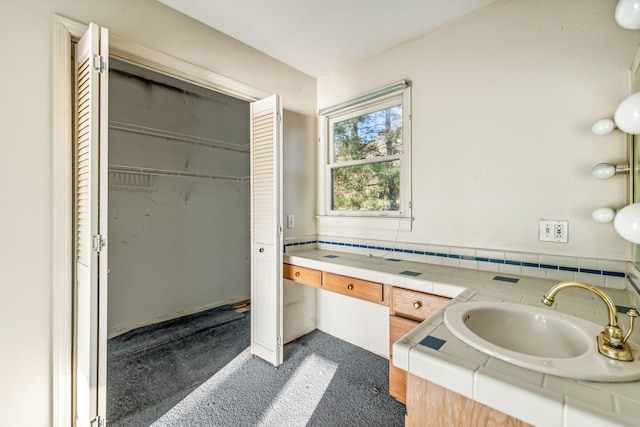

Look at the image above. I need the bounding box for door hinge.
[277,112,282,123]
[277,225,283,235]
[92,234,106,253]
[277,336,282,347]
[93,54,106,73]
[90,416,104,427]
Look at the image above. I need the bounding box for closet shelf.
[109,164,250,182]
[109,120,249,153]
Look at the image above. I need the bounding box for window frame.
[318,82,412,219]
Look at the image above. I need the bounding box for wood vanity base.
[406,374,532,427]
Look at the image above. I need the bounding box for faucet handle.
[623,308,639,344]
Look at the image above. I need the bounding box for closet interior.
[107,58,251,338]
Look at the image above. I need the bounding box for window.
[319,81,411,219]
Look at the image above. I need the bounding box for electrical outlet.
[539,220,568,243]
[287,214,295,229]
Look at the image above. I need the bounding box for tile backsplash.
[284,235,630,291]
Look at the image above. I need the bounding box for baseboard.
[107,295,250,339]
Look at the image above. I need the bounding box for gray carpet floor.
[107,306,406,426]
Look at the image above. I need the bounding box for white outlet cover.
[539,220,568,243]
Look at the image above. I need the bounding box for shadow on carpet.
[108,307,405,427]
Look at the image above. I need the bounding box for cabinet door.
[389,315,419,404]
[406,374,532,427]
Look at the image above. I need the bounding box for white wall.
[317,0,640,261]
[0,1,316,425]
[108,67,252,335]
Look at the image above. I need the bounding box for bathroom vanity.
[284,249,640,427]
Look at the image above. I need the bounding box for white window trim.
[317,81,412,231]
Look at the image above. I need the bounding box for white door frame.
[52,15,269,427]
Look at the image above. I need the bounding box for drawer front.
[391,287,450,321]
[283,263,322,287]
[322,272,383,304]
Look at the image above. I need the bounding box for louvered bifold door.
[250,94,283,366]
[74,23,109,427]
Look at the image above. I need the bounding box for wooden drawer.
[322,272,384,305]
[391,287,450,321]
[389,315,419,404]
[283,263,322,287]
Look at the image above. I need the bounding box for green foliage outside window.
[331,105,402,211]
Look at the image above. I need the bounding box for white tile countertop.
[284,249,640,427]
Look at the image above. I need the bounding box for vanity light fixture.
[593,2,640,242]
[616,0,640,30]
[590,97,636,240]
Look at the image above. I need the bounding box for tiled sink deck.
[285,249,640,427]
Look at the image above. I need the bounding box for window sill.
[316,215,413,236]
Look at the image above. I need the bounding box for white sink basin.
[444,301,640,382]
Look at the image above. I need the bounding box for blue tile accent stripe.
[283,239,627,279]
[616,304,636,313]
[603,270,626,278]
[283,240,319,253]
[419,335,446,350]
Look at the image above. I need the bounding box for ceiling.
[158,0,497,78]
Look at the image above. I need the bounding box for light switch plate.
[539,220,568,243]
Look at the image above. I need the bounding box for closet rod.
[109,120,249,153]
[110,164,250,182]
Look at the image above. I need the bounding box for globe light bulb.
[591,118,616,135]
[615,0,640,30]
[614,92,640,134]
[614,203,640,243]
[592,208,616,223]
[591,163,617,179]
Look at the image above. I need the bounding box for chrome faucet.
[541,281,639,362]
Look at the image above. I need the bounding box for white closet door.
[250,94,283,366]
[75,23,109,427]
